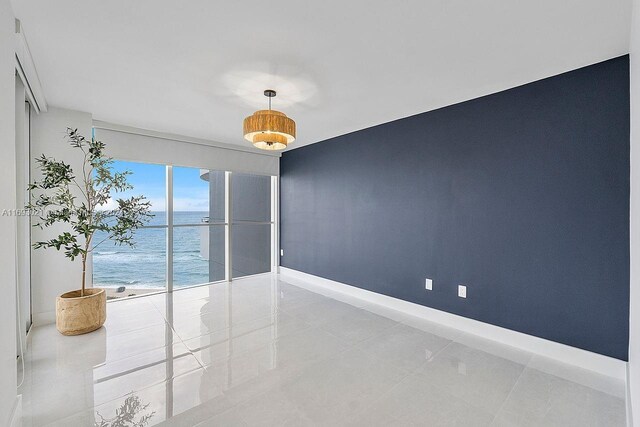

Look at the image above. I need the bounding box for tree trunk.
[81,254,86,297]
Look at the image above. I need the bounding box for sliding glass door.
[231,173,273,279]
[92,161,276,298]
[171,166,226,288]
[16,75,32,344]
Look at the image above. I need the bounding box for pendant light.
[243,89,296,150]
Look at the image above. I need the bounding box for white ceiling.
[12,0,632,151]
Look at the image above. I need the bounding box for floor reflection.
[88,275,285,425]
[95,394,155,427]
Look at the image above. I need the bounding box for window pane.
[173,225,225,288]
[93,228,167,298]
[106,160,166,218]
[232,223,271,278]
[92,160,166,300]
[232,173,271,222]
[173,167,225,225]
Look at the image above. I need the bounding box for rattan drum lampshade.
[243,90,296,151]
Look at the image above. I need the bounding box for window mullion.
[225,171,232,282]
[166,165,173,292]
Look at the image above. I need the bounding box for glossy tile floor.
[19,274,626,426]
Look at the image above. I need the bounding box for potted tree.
[28,128,152,335]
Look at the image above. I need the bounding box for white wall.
[630,0,640,424]
[0,0,18,423]
[30,107,93,324]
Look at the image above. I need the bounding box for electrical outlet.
[425,278,433,291]
[458,285,467,298]
[280,249,284,256]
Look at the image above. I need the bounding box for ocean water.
[92,211,217,289]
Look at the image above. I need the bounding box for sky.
[99,160,209,212]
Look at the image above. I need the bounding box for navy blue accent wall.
[280,56,630,360]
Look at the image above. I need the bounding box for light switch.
[458,285,467,298]
[280,249,284,256]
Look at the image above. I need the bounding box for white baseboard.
[279,267,627,381]
[32,310,55,326]
[9,395,22,427]
[627,365,634,427]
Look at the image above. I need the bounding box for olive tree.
[27,128,152,295]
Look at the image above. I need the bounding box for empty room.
[2,0,640,426]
